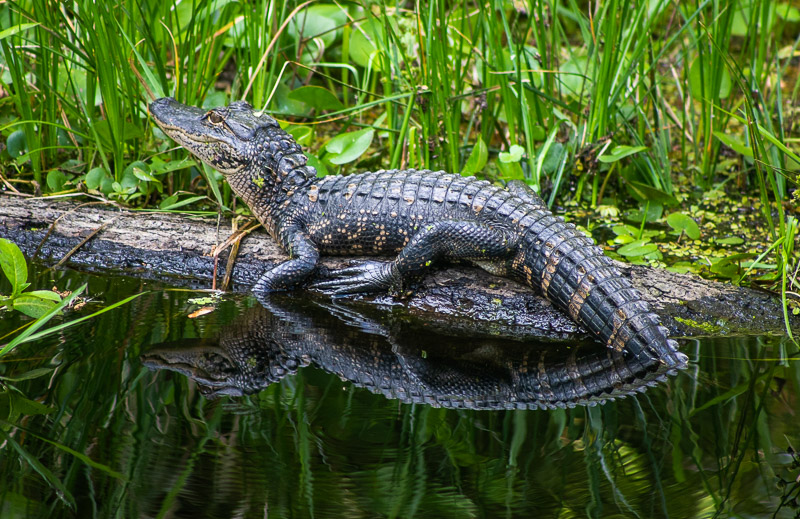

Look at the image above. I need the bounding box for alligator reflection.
[142,295,678,409]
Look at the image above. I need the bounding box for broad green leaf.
[288,4,347,47]
[288,86,344,112]
[273,82,312,117]
[123,161,148,189]
[499,144,525,163]
[132,167,161,184]
[598,145,648,163]
[306,154,329,177]
[350,19,384,68]
[325,128,374,165]
[777,3,800,22]
[0,238,28,297]
[0,23,39,41]
[713,131,753,158]
[617,239,658,257]
[710,253,758,278]
[688,57,731,100]
[13,294,59,319]
[540,142,565,175]
[7,130,27,158]
[461,136,488,176]
[148,157,193,175]
[25,290,62,302]
[288,125,314,147]
[497,160,525,180]
[666,212,701,240]
[85,167,114,194]
[46,170,68,192]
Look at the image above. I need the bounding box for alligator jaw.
[140,342,234,388]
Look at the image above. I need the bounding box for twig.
[55,218,118,267]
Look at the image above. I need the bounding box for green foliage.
[0,238,58,318]
[324,128,375,165]
[666,212,701,240]
[0,0,797,340]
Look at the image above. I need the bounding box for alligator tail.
[523,214,687,372]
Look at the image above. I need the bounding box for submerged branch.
[0,195,795,340]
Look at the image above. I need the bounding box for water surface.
[0,267,797,518]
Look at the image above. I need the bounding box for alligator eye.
[206,111,224,125]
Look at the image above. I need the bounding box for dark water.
[0,267,798,518]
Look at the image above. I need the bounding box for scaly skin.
[149,97,687,372]
[142,296,679,408]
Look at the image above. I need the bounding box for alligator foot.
[311,260,401,296]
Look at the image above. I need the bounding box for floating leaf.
[716,236,744,245]
[325,128,374,165]
[666,212,701,240]
[598,145,648,163]
[617,239,658,257]
[288,86,344,112]
[461,136,488,176]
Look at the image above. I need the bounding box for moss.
[674,316,725,334]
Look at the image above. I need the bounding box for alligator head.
[149,97,316,211]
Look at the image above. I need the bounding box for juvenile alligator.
[149,97,687,373]
[142,296,679,408]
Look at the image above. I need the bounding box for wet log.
[0,195,795,340]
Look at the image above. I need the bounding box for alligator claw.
[311,260,396,295]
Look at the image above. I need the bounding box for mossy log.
[0,195,795,340]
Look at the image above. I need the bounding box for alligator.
[149,97,687,374]
[141,295,680,408]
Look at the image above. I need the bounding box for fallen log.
[0,195,795,340]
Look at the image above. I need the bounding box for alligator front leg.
[312,221,514,295]
[254,230,320,293]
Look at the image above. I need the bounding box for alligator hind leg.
[505,180,547,207]
[312,221,514,295]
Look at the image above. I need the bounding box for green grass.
[0,0,798,317]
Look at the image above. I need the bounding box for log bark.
[0,195,795,340]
